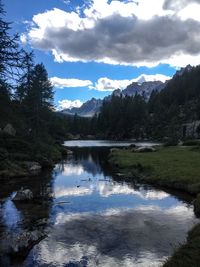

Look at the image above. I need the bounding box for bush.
[163,139,178,147]
[0,148,8,161]
[32,142,62,164]
[182,139,200,146]
[0,137,32,153]
[10,153,31,161]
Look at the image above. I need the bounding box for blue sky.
[4,0,200,109]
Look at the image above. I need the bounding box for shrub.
[182,140,200,146]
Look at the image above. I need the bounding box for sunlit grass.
[111,146,200,194]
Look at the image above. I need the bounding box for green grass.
[111,146,200,195]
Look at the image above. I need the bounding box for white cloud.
[62,164,84,176]
[54,186,92,198]
[178,3,200,21]
[50,77,93,88]
[24,0,200,67]
[98,182,169,199]
[58,99,83,110]
[134,74,171,83]
[91,74,171,91]
[90,77,131,91]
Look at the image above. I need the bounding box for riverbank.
[0,135,71,178]
[110,145,200,266]
[110,145,200,195]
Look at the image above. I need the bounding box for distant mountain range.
[61,98,103,117]
[61,65,192,117]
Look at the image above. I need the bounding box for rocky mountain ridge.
[61,66,192,117]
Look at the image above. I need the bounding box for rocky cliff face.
[174,64,192,77]
[61,98,103,117]
[122,80,165,99]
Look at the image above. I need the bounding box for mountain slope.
[61,98,103,117]
[61,70,194,117]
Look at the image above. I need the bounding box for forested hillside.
[0,1,68,176]
[68,65,200,140]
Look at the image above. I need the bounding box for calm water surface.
[0,141,199,267]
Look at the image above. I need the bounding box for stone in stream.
[12,189,33,201]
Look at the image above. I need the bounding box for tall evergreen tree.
[24,63,54,140]
[0,0,23,81]
[16,52,34,103]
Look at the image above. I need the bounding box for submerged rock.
[12,189,33,201]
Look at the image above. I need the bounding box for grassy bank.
[110,145,200,266]
[110,146,200,195]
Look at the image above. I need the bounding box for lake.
[0,141,198,267]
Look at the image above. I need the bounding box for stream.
[0,141,199,267]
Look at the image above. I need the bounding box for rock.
[12,189,33,201]
[194,194,200,217]
[24,161,42,173]
[134,146,156,153]
[110,148,120,153]
[3,124,16,136]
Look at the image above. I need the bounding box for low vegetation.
[110,145,200,195]
[163,224,200,267]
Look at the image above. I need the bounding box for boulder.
[12,189,33,201]
[134,146,156,153]
[24,161,42,173]
[3,124,16,136]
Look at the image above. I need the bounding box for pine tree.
[24,63,54,140]
[0,0,23,81]
[16,52,34,103]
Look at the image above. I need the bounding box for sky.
[4,0,200,109]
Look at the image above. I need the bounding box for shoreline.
[109,145,200,266]
[0,141,72,179]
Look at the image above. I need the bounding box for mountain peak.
[134,74,171,84]
[174,64,193,77]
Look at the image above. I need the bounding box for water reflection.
[26,205,196,267]
[0,144,199,267]
[0,172,54,266]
